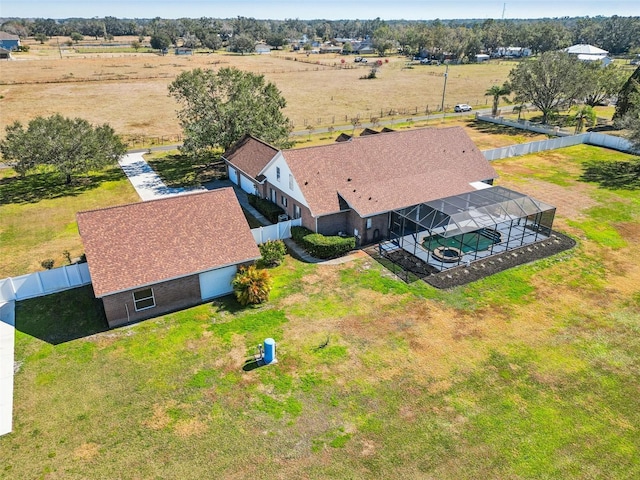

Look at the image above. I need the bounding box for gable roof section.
[223,134,279,178]
[565,44,608,55]
[282,127,498,217]
[77,188,260,297]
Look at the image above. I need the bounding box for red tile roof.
[223,135,278,178]
[282,126,498,217]
[77,188,260,297]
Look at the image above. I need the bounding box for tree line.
[2,15,640,58]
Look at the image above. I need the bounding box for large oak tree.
[168,67,292,157]
[509,51,588,124]
[0,114,126,184]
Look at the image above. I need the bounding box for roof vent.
[353,189,356,192]
[347,177,352,182]
[304,181,308,185]
[368,197,372,200]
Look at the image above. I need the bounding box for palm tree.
[485,82,512,117]
[570,104,597,134]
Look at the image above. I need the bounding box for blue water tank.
[263,338,276,364]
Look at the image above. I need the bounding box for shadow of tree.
[0,165,125,205]
[146,152,224,188]
[580,159,640,190]
[14,286,109,345]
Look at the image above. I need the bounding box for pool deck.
[387,225,550,272]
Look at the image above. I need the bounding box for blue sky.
[2,0,639,20]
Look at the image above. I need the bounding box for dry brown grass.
[2,40,514,138]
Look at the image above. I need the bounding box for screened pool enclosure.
[388,186,556,271]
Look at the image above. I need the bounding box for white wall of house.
[261,152,309,207]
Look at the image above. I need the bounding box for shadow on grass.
[14,286,109,344]
[580,159,640,190]
[242,359,263,372]
[0,165,125,205]
[146,152,225,188]
[209,295,245,315]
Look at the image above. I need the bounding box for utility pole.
[502,3,506,20]
[440,64,449,117]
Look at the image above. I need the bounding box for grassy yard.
[0,165,139,277]
[2,145,639,478]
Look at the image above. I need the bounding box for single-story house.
[175,47,193,55]
[0,32,20,51]
[0,48,11,60]
[320,45,342,54]
[475,54,490,62]
[77,188,260,328]
[224,127,501,245]
[565,44,612,66]
[255,44,271,54]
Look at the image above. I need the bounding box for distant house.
[565,44,612,66]
[0,32,20,51]
[475,54,490,62]
[319,45,342,54]
[174,47,193,55]
[0,47,11,60]
[496,46,531,58]
[255,44,271,54]
[77,189,260,328]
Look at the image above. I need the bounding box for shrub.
[232,265,272,306]
[40,259,54,270]
[259,240,287,267]
[248,194,285,223]
[290,226,355,259]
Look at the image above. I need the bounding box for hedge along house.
[77,188,260,328]
[224,127,502,246]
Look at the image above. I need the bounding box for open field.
[1,38,514,138]
[1,145,639,478]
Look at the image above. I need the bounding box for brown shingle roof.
[77,188,260,297]
[282,127,498,217]
[223,134,278,178]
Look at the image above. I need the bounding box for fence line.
[251,218,302,245]
[479,115,634,161]
[0,263,91,303]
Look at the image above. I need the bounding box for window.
[289,174,294,190]
[366,218,372,229]
[281,195,288,207]
[133,288,155,311]
[276,167,281,181]
[294,204,301,219]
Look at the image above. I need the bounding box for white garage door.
[199,265,237,300]
[239,175,256,194]
[228,166,238,185]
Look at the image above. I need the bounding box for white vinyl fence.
[479,115,634,161]
[0,263,91,303]
[251,218,302,244]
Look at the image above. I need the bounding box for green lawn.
[0,165,140,278]
[1,145,639,478]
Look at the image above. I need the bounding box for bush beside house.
[248,194,285,223]
[291,226,355,259]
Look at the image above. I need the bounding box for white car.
[454,104,473,112]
